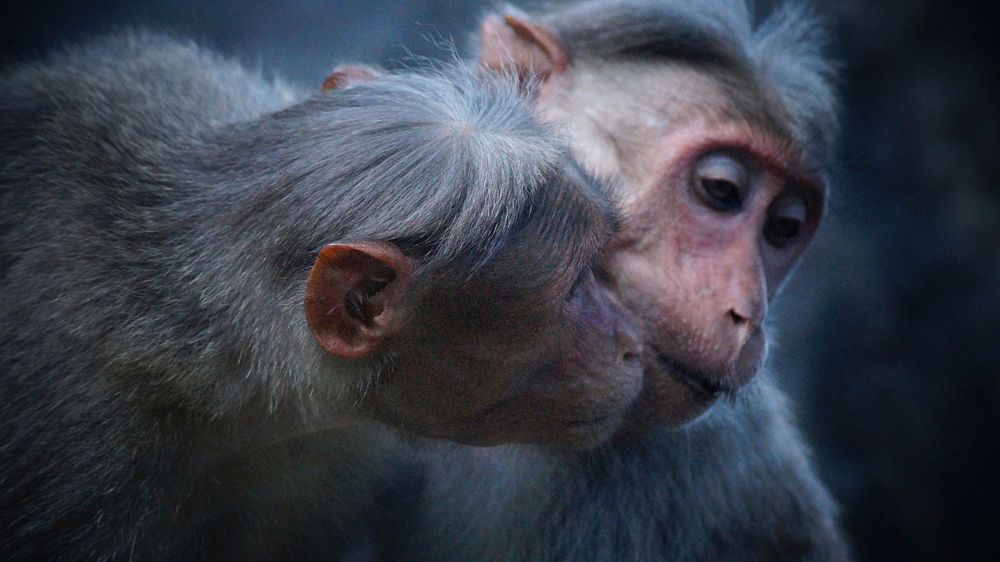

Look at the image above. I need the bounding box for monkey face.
[362,174,644,449]
[373,263,643,449]
[536,64,826,431]
[305,165,645,449]
[608,130,823,430]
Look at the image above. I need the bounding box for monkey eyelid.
[695,152,749,181]
[658,123,824,198]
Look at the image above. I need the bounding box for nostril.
[727,308,748,325]
[622,351,639,363]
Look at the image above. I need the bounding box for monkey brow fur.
[516,0,840,166]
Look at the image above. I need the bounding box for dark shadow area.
[3,1,996,560]
[773,1,999,560]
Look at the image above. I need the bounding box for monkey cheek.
[367,376,634,449]
[519,368,643,449]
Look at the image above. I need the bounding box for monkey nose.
[726,308,763,347]
[727,308,750,325]
[726,304,763,331]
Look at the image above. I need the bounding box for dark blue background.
[3,2,997,560]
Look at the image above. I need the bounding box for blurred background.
[2,1,996,560]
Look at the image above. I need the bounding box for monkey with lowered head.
[392,0,851,560]
[0,31,643,560]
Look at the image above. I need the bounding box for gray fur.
[525,0,839,167]
[0,30,576,560]
[390,2,849,560]
[402,374,848,561]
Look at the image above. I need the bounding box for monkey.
[0,30,645,560]
[390,1,852,559]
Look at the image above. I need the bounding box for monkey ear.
[478,11,568,81]
[321,64,383,93]
[304,242,415,359]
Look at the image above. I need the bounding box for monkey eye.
[764,197,807,247]
[694,154,746,212]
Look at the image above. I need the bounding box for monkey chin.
[617,336,766,436]
[397,402,628,450]
[456,413,626,450]
[550,414,627,450]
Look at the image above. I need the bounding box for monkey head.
[303,160,643,448]
[478,6,832,430]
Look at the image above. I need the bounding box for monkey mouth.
[653,352,725,399]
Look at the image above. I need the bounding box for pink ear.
[304,242,414,358]
[478,12,568,81]
[321,64,383,93]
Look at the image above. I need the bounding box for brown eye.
[695,154,747,213]
[701,178,741,211]
[764,197,807,248]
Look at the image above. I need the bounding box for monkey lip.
[654,352,725,399]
